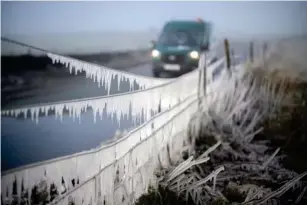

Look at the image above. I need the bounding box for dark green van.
[150,19,212,77]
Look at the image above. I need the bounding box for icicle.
[1,88,199,205]
[2,67,199,125]
[46,53,171,92]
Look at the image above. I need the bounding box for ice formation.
[1,54,230,125]
[1,90,198,205]
[47,53,171,93]
[1,52,244,205]
[1,66,201,125]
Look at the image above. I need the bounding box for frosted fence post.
[202,52,207,97]
[231,49,235,68]
[249,41,254,63]
[95,175,98,204]
[196,51,206,141]
[197,56,203,108]
[224,39,231,70]
[224,38,232,77]
[263,42,268,69]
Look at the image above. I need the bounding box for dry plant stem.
[166,141,222,184]
[167,157,210,184]
[166,156,194,183]
[261,147,280,170]
[188,166,225,191]
[197,140,222,159]
[243,171,307,205]
[295,185,307,204]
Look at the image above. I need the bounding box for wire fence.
[1,37,268,205]
[0,37,205,205]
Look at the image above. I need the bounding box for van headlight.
[189,51,199,59]
[151,49,160,58]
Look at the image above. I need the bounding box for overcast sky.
[1,1,307,53]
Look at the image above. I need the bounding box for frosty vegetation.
[152,65,306,204]
[135,37,307,205]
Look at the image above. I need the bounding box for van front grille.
[161,54,185,64]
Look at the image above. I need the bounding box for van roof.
[163,20,205,31]
[166,20,204,25]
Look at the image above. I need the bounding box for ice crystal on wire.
[47,53,170,93]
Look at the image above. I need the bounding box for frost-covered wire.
[47,52,171,93]
[1,53,231,124]
[1,67,200,124]
[1,36,171,93]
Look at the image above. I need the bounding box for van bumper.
[152,61,198,76]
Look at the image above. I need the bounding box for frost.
[1,67,200,124]
[1,54,229,125]
[58,177,95,205]
[1,91,199,205]
[47,53,170,93]
[188,166,225,191]
[1,53,242,204]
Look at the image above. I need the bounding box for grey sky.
[1,1,307,54]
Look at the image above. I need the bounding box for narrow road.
[128,63,153,77]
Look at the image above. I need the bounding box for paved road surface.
[129,63,153,77]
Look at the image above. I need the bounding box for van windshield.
[157,29,203,47]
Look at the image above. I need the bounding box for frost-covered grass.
[135,37,307,205]
[135,77,307,204]
[134,185,196,205]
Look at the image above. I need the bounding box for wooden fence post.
[197,60,202,108]
[231,48,235,68]
[263,42,268,68]
[224,39,231,69]
[249,41,254,63]
[203,52,207,97]
[224,39,231,76]
[197,51,207,108]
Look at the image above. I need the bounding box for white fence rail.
[53,95,198,205]
[1,94,199,205]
